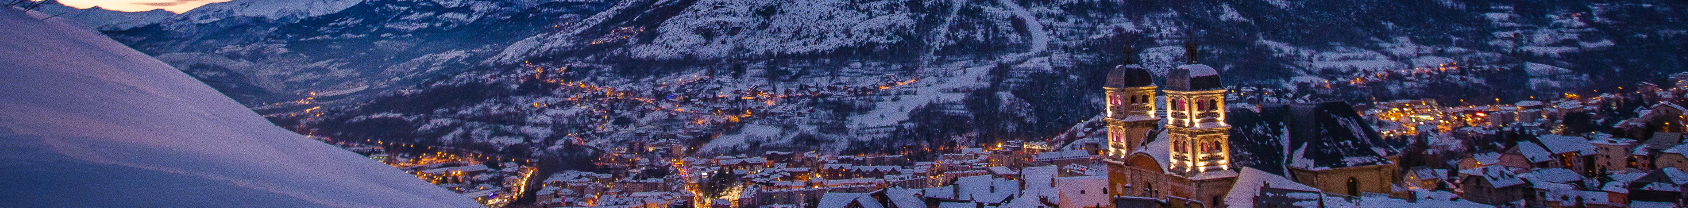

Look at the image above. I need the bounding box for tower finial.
[1123,44,1136,66]
[1184,34,1198,64]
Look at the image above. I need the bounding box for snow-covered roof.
[1247,102,1397,171]
[1513,141,1555,163]
[1663,144,1688,155]
[1525,168,1585,184]
[1166,64,1222,91]
[1054,176,1109,208]
[955,175,1018,203]
[989,166,1017,175]
[1034,150,1091,161]
[885,188,925,208]
[1410,167,1448,180]
[1633,201,1678,208]
[1537,134,1597,155]
[1516,101,1543,107]
[0,8,477,207]
[1461,166,1525,188]
[1192,169,1240,180]
[817,192,883,208]
[1020,165,1058,199]
[1223,167,1321,208]
[1123,131,1174,173]
[1106,64,1155,88]
[1644,132,1683,150]
[1472,152,1503,165]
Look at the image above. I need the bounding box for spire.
[1123,44,1136,66]
[1184,35,1199,64]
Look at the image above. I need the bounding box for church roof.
[1166,64,1222,91]
[1125,130,1174,174]
[1232,101,1398,172]
[1106,64,1155,88]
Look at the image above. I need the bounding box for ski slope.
[0,8,479,207]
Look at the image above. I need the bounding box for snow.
[1223,167,1320,208]
[1473,152,1502,165]
[0,8,477,207]
[1219,4,1251,22]
[1537,134,1597,155]
[1525,168,1584,184]
[1664,144,1688,155]
[178,0,364,23]
[1514,141,1554,163]
[818,192,883,208]
[1633,201,1678,208]
[1131,131,1173,173]
[32,2,175,30]
[1476,166,1526,188]
[1181,64,1218,77]
[885,188,925,208]
[1054,176,1108,208]
[1525,62,1575,77]
[1020,165,1058,200]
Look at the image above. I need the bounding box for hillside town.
[331,47,1688,207]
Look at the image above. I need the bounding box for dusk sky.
[49,0,229,13]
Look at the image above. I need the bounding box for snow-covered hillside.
[96,0,1688,163]
[0,8,479,207]
[27,0,175,30]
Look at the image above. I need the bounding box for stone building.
[1101,45,1238,207]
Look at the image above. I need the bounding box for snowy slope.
[0,8,478,207]
[29,0,175,30]
[177,0,364,23]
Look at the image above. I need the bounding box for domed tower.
[1103,52,1158,156]
[1164,47,1230,174]
[1104,47,1160,199]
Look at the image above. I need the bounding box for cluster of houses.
[457,59,1688,208]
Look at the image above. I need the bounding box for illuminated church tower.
[1164,42,1230,173]
[1105,39,1242,206]
[1103,47,1158,157]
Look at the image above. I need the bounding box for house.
[1459,166,1528,206]
[1522,168,1586,206]
[1627,167,1688,203]
[1535,134,1598,173]
[1055,176,1109,208]
[1655,144,1688,171]
[1405,166,1449,190]
[1589,134,1639,172]
[1510,141,1557,168]
[954,175,1018,206]
[1222,167,1322,207]
[817,192,884,208]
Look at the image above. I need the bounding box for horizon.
[43,0,229,13]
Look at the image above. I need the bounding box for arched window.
[1140,95,1150,104]
[1347,177,1360,196]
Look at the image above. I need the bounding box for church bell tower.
[1164,41,1231,174]
[1104,46,1158,198]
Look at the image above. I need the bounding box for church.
[1101,44,1239,207]
[1099,44,1400,207]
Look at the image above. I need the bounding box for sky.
[47,0,231,13]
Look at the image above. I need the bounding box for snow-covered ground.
[0,8,478,207]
